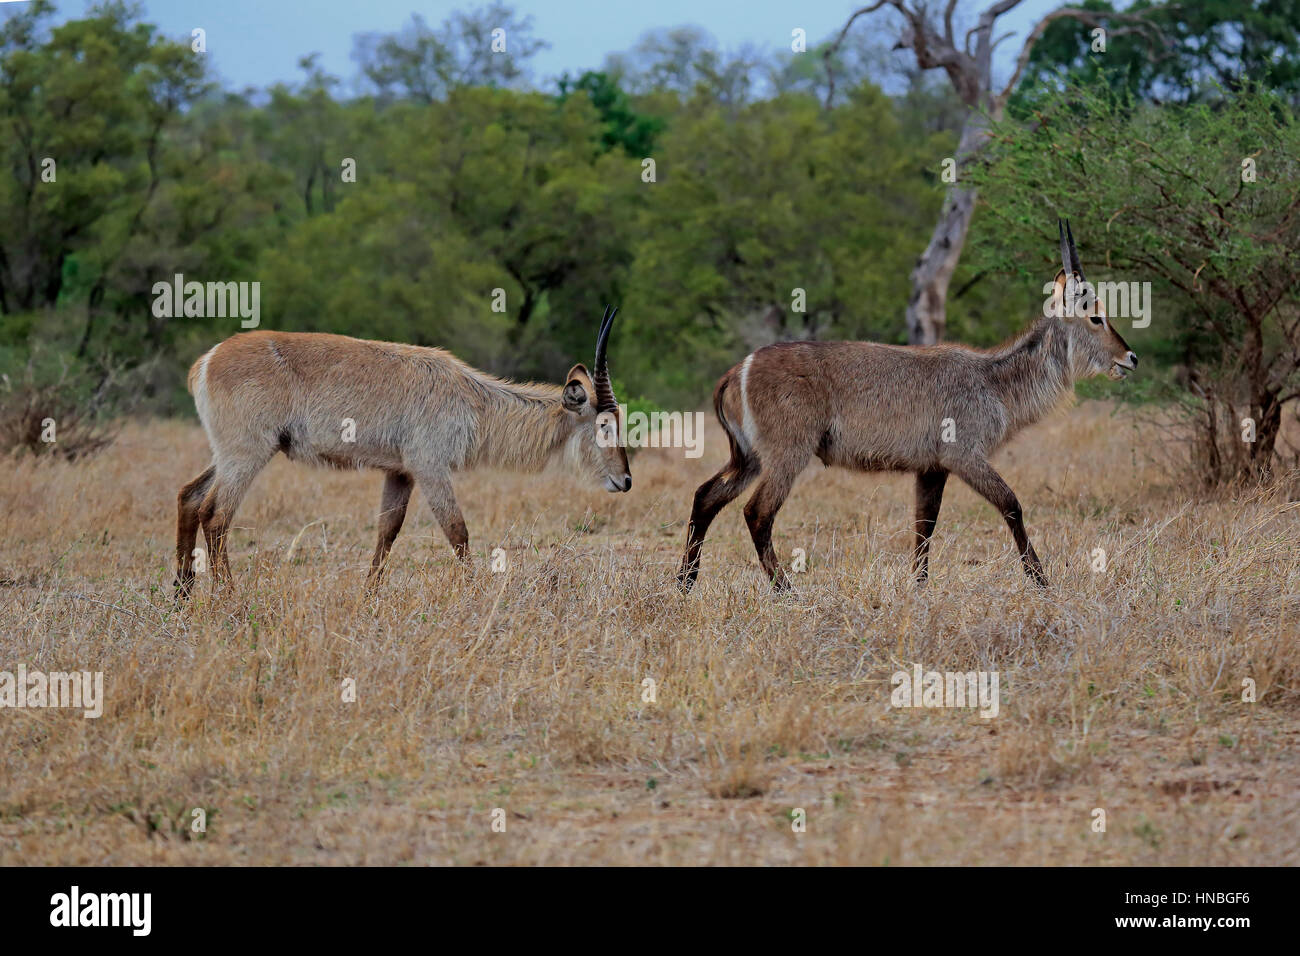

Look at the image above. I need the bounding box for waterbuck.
[678,221,1138,592]
[175,308,631,597]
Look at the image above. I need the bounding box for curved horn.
[1058,218,1072,277]
[1065,218,1084,279]
[593,306,618,411]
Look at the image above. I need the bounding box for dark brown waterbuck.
[678,221,1138,592]
[176,308,630,597]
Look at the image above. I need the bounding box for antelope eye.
[1089,315,1102,326]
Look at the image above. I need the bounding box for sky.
[4,0,1062,94]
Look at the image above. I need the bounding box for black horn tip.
[599,306,618,341]
[1065,219,1083,277]
[594,305,618,377]
[597,305,617,340]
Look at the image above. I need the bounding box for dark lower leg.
[678,460,757,592]
[957,462,1047,586]
[201,510,233,583]
[198,482,241,585]
[440,514,470,560]
[1008,512,1046,585]
[743,474,795,592]
[912,469,948,581]
[175,465,215,598]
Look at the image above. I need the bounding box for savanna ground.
[0,402,1297,865]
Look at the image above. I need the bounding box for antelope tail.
[713,372,751,466]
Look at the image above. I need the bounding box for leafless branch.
[822,1,893,109]
[824,1,1168,113]
[944,0,959,46]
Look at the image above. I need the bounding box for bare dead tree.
[825,1,1167,345]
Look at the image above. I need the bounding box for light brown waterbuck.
[678,221,1138,592]
[176,308,630,597]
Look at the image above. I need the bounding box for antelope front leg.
[912,468,948,583]
[414,469,471,562]
[954,459,1048,587]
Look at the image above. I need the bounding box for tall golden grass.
[0,402,1296,864]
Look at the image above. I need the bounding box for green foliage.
[971,81,1300,483]
[557,71,664,156]
[258,85,644,382]
[619,85,947,407]
[352,2,547,102]
[0,0,205,318]
[7,0,1300,438]
[1011,0,1300,113]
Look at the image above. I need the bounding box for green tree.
[261,86,642,382]
[351,2,547,103]
[265,55,346,217]
[1012,0,1300,110]
[620,85,944,407]
[557,71,664,157]
[972,84,1300,484]
[0,0,204,318]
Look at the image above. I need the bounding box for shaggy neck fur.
[461,373,583,472]
[985,318,1079,437]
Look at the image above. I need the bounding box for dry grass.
[0,402,1297,865]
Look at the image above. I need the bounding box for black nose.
[1128,351,1138,367]
[622,475,632,492]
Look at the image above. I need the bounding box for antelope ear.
[563,363,594,411]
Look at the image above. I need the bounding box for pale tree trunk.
[825,1,1164,345]
[906,114,991,343]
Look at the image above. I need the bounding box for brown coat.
[679,233,1137,592]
